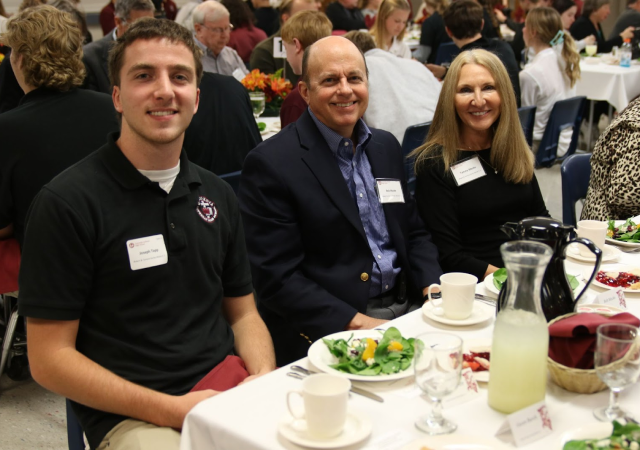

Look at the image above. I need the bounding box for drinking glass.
[594,323,640,421]
[414,333,463,435]
[585,44,598,57]
[249,91,266,119]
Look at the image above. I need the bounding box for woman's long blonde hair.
[411,49,534,184]
[370,0,411,49]
[526,7,580,87]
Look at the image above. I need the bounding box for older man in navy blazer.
[239,36,442,365]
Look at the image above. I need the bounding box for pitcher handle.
[564,237,603,304]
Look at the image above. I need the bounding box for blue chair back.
[560,154,591,226]
[517,105,536,148]
[219,170,242,194]
[66,399,85,450]
[401,122,431,195]
[434,42,460,66]
[536,96,587,168]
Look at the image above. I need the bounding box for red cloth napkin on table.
[548,312,640,369]
[189,355,250,392]
[0,239,20,294]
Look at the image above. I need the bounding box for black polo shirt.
[18,133,253,449]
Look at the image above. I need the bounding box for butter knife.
[290,365,384,403]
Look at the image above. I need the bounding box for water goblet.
[594,323,640,422]
[414,332,463,435]
[585,44,597,57]
[249,91,266,119]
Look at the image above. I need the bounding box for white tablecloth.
[181,250,640,450]
[576,61,640,112]
[257,116,281,141]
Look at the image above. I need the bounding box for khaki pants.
[97,419,181,450]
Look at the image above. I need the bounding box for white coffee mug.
[286,374,351,438]
[427,272,478,320]
[577,220,607,256]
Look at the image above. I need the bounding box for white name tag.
[450,155,487,186]
[594,288,627,309]
[496,401,554,447]
[375,179,404,204]
[126,234,168,271]
[273,37,286,58]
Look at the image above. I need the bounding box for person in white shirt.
[193,1,248,77]
[345,30,441,143]
[520,7,580,156]
[370,0,412,58]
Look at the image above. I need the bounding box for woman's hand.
[494,8,507,24]
[584,35,596,45]
[620,26,635,41]
[483,264,499,280]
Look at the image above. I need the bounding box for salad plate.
[605,216,640,248]
[566,243,621,263]
[582,264,640,293]
[484,272,584,296]
[422,301,494,326]
[308,329,416,382]
[278,409,372,449]
[559,422,616,448]
[400,435,511,450]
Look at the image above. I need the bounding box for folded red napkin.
[548,312,640,369]
[0,239,20,294]
[190,355,250,393]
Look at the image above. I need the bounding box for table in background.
[576,61,640,149]
[256,116,281,141]
[181,250,640,450]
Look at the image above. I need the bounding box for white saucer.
[422,301,494,326]
[278,410,372,449]
[567,243,621,263]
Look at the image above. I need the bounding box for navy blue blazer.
[238,110,442,365]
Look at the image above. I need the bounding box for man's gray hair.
[193,1,229,25]
[114,0,154,20]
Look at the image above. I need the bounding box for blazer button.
[360,273,369,282]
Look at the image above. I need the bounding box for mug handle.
[564,237,603,304]
[286,391,305,420]
[427,283,442,306]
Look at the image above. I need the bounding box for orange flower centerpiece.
[241,68,292,116]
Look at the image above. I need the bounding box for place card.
[495,401,554,447]
[593,288,627,309]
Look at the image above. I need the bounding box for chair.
[434,42,460,66]
[401,122,431,195]
[560,154,591,226]
[535,96,587,168]
[517,105,536,148]
[219,170,242,194]
[66,399,85,450]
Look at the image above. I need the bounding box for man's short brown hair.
[343,30,376,53]
[443,0,483,40]
[281,10,332,48]
[1,5,85,91]
[108,18,204,88]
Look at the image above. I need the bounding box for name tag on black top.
[450,155,487,186]
[375,178,405,203]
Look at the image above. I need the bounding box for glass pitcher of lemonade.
[488,241,553,414]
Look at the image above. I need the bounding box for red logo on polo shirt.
[197,196,218,223]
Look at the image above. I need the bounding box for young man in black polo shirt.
[18,18,275,450]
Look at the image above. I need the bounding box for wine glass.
[594,323,640,422]
[249,91,266,119]
[585,44,598,57]
[414,333,463,435]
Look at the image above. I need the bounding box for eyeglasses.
[200,23,234,34]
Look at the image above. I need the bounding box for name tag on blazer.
[375,179,405,204]
[450,155,486,186]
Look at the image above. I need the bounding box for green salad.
[563,421,640,449]
[608,218,640,243]
[257,122,267,132]
[322,327,416,376]
[492,268,579,291]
